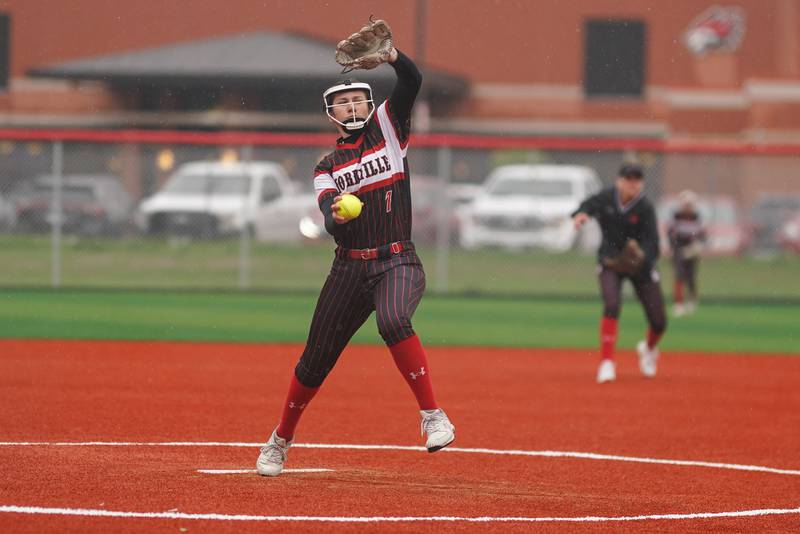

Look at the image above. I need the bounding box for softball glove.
[603,239,646,276]
[335,16,394,73]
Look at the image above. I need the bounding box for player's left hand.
[603,239,646,275]
[683,241,703,259]
[335,16,394,73]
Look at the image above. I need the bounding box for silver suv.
[12,174,133,236]
[136,160,315,240]
[458,164,601,252]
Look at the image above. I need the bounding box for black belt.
[337,240,413,260]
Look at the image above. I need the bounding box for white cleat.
[637,340,660,378]
[256,428,292,477]
[685,300,697,314]
[596,359,616,383]
[420,409,455,452]
[673,303,687,317]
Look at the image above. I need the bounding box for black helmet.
[618,163,644,179]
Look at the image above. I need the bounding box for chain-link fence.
[1,131,799,300]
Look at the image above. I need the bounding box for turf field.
[1,288,799,353]
[1,339,799,532]
[2,235,800,300]
[2,239,799,532]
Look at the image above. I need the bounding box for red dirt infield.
[1,339,799,533]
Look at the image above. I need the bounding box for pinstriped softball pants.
[294,251,427,388]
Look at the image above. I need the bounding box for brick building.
[0,0,798,140]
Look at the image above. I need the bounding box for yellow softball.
[337,194,363,220]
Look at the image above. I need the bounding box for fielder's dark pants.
[295,250,426,388]
[599,267,667,334]
[673,256,699,298]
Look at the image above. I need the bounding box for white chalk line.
[1,505,799,523]
[2,440,799,477]
[2,440,799,524]
[198,468,333,474]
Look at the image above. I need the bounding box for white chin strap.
[326,100,375,131]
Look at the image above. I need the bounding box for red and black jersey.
[313,51,420,250]
[573,186,661,269]
[668,210,705,249]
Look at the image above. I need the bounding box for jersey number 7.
[385,190,392,213]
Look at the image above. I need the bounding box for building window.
[584,19,646,98]
[0,13,9,91]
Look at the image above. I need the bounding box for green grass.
[2,235,798,354]
[2,234,800,301]
[1,289,797,354]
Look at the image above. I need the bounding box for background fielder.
[668,189,706,317]
[256,19,455,477]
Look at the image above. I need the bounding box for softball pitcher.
[256,19,455,477]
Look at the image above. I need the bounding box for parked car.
[409,178,481,245]
[779,214,800,254]
[656,194,745,256]
[745,194,800,254]
[12,174,133,236]
[136,161,316,240]
[457,164,601,252]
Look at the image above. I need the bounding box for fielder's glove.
[603,239,646,276]
[335,16,394,73]
[681,241,703,259]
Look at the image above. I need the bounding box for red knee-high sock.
[647,328,663,350]
[600,317,618,360]
[276,374,319,441]
[389,334,438,410]
[674,281,684,304]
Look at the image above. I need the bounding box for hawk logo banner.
[684,5,746,56]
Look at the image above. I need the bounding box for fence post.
[239,144,254,290]
[435,145,451,293]
[50,140,63,289]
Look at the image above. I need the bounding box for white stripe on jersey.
[376,101,407,170]
[314,102,408,198]
[314,172,337,197]
[330,150,396,194]
[672,219,703,235]
[327,102,406,196]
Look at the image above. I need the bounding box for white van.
[136,161,315,240]
[458,164,601,252]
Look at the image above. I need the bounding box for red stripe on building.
[1,128,799,155]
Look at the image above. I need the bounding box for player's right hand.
[573,212,589,230]
[331,195,348,225]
